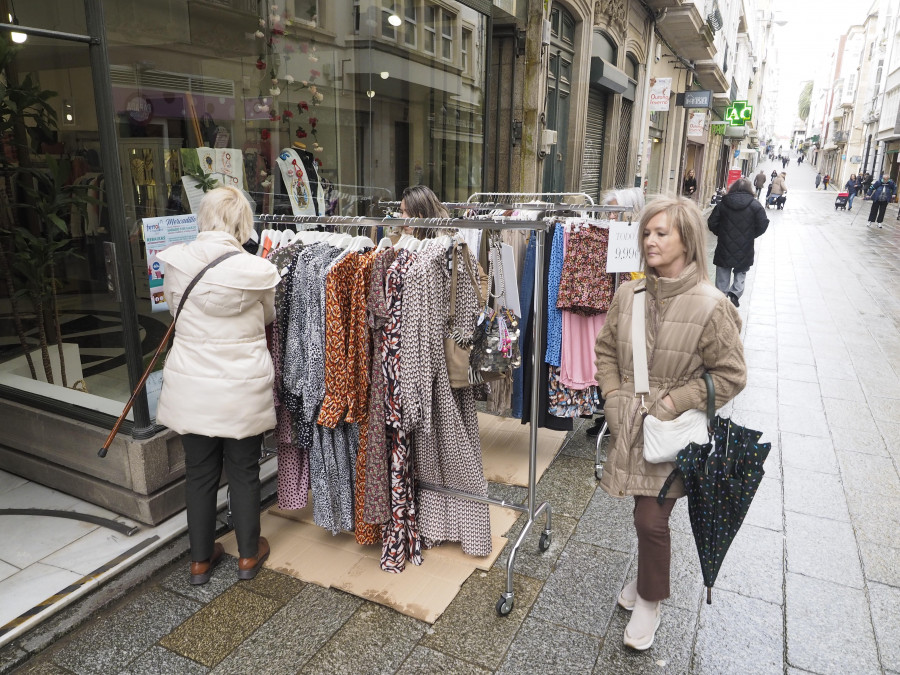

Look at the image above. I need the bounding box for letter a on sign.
[726,100,753,126]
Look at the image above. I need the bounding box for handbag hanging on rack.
[469,234,522,384]
[631,285,714,464]
[445,243,478,389]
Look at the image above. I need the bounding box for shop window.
[424,4,437,54]
[441,11,454,61]
[291,0,319,26]
[404,2,417,47]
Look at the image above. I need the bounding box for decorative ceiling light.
[388,14,402,27]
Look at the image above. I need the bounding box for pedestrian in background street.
[156,186,280,586]
[682,169,697,198]
[594,196,747,652]
[754,169,767,199]
[815,172,822,189]
[771,169,778,182]
[845,174,860,211]
[707,178,769,308]
[862,172,873,197]
[867,174,897,228]
[823,174,830,191]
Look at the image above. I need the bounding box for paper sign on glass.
[606,221,642,273]
[142,214,200,312]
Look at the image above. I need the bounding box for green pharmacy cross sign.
[726,100,753,126]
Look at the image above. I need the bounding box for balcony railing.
[833,130,850,144]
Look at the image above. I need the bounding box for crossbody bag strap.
[448,244,459,328]
[174,250,241,324]
[631,285,650,398]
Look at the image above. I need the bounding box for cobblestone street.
[4,159,900,674]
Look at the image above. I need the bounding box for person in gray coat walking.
[753,170,767,199]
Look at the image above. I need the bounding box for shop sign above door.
[726,100,753,126]
[677,90,712,108]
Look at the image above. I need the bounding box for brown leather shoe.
[189,543,224,586]
[238,536,270,580]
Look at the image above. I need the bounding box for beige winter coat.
[594,263,747,499]
[770,176,787,196]
[156,231,280,439]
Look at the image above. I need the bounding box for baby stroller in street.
[835,192,849,210]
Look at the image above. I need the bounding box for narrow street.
[3,160,897,675]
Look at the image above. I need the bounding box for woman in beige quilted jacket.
[594,196,746,651]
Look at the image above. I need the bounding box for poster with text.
[648,78,672,111]
[687,112,706,138]
[606,221,642,273]
[142,214,199,312]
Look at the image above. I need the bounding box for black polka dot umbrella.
[657,414,772,604]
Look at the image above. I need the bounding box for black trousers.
[868,200,889,223]
[182,433,263,561]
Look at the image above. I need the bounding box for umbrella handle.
[706,587,712,604]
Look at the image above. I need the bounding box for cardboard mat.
[478,412,568,487]
[218,502,518,624]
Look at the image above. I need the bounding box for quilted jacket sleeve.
[594,289,623,398]
[707,205,721,236]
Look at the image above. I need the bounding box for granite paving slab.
[492,512,576,581]
[691,590,783,675]
[744,348,778,370]
[780,432,838,474]
[713,524,784,605]
[9,660,72,675]
[50,588,201,675]
[818,377,865,402]
[857,541,900,587]
[869,582,900,672]
[395,646,491,675]
[571,488,637,554]
[560,424,605,460]
[836,451,900,498]
[495,616,601,675]
[777,363,819,384]
[741,476,783,532]
[119,646,208,675]
[593,604,696,675]
[530,540,630,637]
[782,466,850,522]
[534,454,598,519]
[159,585,281,668]
[815,359,858,381]
[668,498,692,535]
[785,573,879,674]
[846,491,900,547]
[746,367,778,391]
[777,345,816,366]
[159,555,240,605]
[829,426,889,457]
[665,530,706,612]
[210,584,362,675]
[419,568,542,671]
[776,379,822,410]
[732,387,779,415]
[823,398,877,431]
[778,404,829,437]
[299,602,426,675]
[785,512,863,588]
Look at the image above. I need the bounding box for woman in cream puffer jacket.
[157,186,280,586]
[593,196,746,651]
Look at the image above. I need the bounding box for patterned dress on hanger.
[381,249,423,572]
[401,245,492,558]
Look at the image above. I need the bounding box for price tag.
[606,221,642,273]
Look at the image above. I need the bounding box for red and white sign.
[687,112,706,138]
[648,78,672,112]
[726,169,742,189]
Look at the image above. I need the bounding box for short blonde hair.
[197,186,253,243]
[639,196,708,280]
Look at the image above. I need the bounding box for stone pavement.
[4,160,900,674]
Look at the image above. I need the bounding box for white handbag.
[632,286,714,464]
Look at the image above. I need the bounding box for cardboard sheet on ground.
[478,412,568,487]
[218,503,516,624]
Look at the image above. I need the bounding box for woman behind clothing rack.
[156,186,280,586]
[399,184,449,238]
[593,196,746,651]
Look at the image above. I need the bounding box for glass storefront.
[1,0,488,428]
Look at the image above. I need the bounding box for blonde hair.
[639,196,708,280]
[197,186,253,243]
[602,187,645,216]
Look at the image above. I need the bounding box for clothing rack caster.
[496,500,553,616]
[594,421,609,481]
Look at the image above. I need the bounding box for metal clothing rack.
[253,192,618,616]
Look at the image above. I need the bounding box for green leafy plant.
[186,170,219,193]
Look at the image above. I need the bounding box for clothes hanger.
[376,236,393,251]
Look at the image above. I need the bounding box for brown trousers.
[633,496,677,602]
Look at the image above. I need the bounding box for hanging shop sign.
[725,100,753,126]
[648,77,673,111]
[678,90,712,108]
[687,112,706,138]
[727,168,742,188]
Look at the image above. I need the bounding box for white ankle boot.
[623,594,661,651]
[618,579,637,611]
